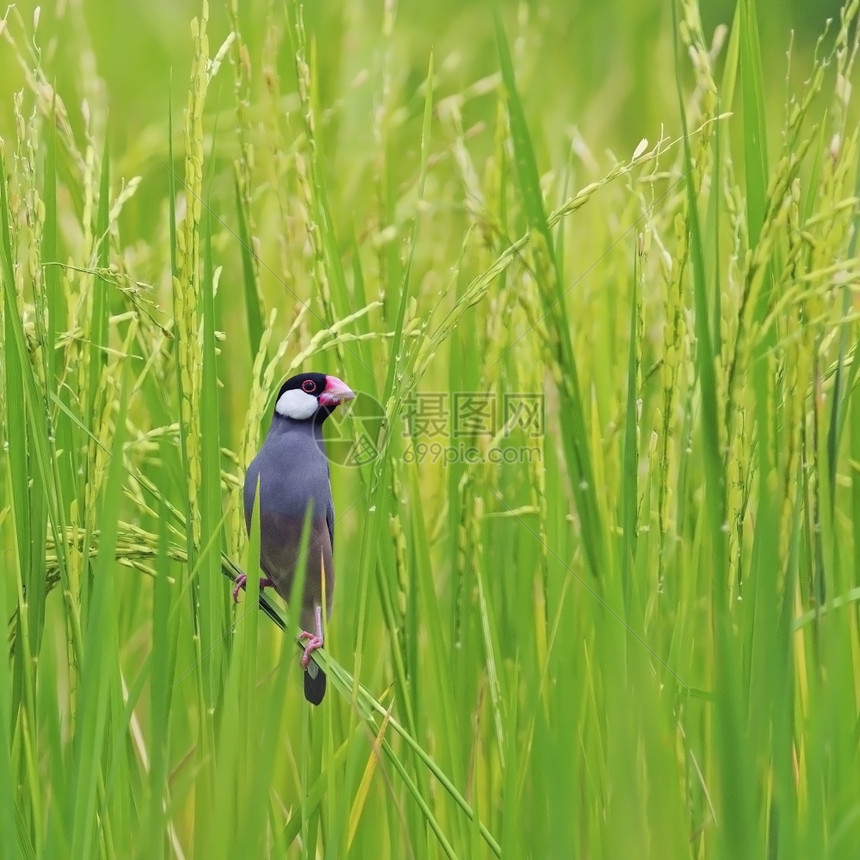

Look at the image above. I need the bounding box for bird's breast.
[244,434,331,524]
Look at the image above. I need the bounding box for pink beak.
[319,375,356,407]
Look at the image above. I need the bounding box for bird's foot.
[232,575,274,603]
[298,630,324,668]
[298,605,325,669]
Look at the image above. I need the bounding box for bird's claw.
[298,630,324,668]
[232,575,274,603]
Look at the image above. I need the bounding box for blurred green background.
[0,0,847,239]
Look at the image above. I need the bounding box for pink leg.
[298,605,324,668]
[232,574,274,603]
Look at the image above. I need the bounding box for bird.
[233,371,355,705]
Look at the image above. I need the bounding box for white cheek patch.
[275,388,318,420]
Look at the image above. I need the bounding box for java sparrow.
[233,372,355,704]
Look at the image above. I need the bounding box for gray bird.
[233,372,355,704]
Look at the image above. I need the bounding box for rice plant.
[1,0,859,856]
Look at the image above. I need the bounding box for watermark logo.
[320,391,386,467]
[403,391,545,439]
[403,441,543,465]
[403,391,544,465]
[320,390,545,467]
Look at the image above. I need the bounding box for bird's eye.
[301,379,316,393]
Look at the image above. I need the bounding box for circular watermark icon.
[315,390,386,467]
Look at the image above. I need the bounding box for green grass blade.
[68,382,128,858]
[738,0,768,247]
[494,12,605,578]
[233,173,265,363]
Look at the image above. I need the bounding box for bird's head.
[273,372,356,423]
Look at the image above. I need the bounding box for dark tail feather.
[304,663,326,705]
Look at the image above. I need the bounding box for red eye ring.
[301,379,316,393]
